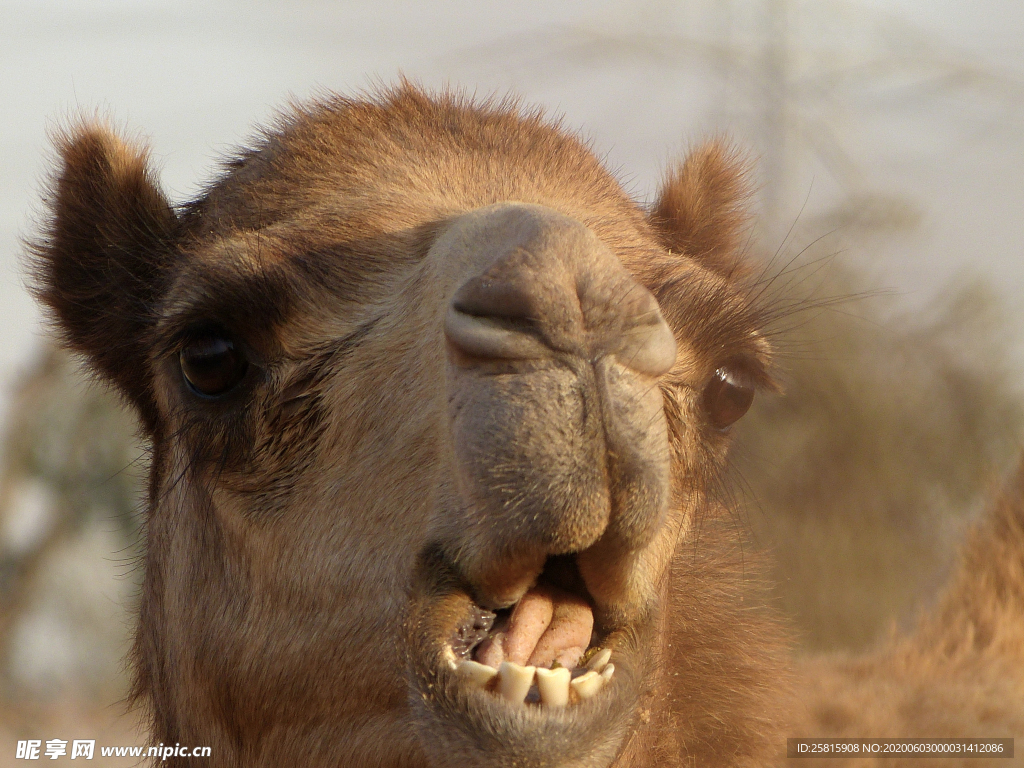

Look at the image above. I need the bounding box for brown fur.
[27,84,1023,767]
[30,128,180,434]
[649,141,755,281]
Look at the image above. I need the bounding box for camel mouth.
[445,555,617,707]
[407,544,650,765]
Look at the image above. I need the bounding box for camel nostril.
[445,305,552,360]
[614,311,677,376]
[445,271,677,373]
[442,204,677,373]
[451,276,537,324]
[445,276,553,360]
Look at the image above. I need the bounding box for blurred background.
[1,0,1023,762]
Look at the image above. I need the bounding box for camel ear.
[649,140,754,281]
[30,125,180,432]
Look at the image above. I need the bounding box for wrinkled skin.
[31,86,790,767]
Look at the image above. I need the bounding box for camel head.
[31,86,775,767]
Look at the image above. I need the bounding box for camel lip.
[445,554,607,669]
[430,573,630,708]
[408,541,649,665]
[406,545,651,763]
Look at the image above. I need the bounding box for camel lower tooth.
[535,666,571,707]
[570,670,604,700]
[498,661,536,703]
[586,648,612,673]
[456,659,498,689]
[444,646,458,670]
[600,663,615,684]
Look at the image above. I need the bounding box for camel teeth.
[586,648,612,673]
[535,666,571,707]
[456,660,498,689]
[570,669,604,700]
[498,661,536,703]
[443,646,458,670]
[600,663,615,684]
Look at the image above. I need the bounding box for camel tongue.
[474,585,594,669]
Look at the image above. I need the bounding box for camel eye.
[702,367,755,430]
[179,335,248,398]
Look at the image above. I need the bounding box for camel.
[28,84,1024,766]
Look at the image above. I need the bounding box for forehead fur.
[182,84,650,255]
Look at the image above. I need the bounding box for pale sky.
[2,0,1023,423]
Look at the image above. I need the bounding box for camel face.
[31,87,774,766]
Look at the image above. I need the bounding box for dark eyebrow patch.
[283,217,448,297]
[154,254,296,360]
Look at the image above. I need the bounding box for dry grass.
[732,261,1024,652]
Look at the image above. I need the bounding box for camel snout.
[432,204,675,617]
